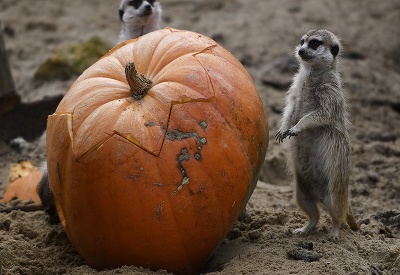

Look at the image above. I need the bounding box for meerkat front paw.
[285,127,299,138]
[275,129,289,143]
[275,128,298,142]
[275,128,289,143]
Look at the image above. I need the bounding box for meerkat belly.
[290,128,335,196]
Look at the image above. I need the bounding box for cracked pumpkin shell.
[46,28,268,274]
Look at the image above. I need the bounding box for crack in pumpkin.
[66,113,74,148]
[70,44,218,165]
[76,130,161,162]
[76,132,115,162]
[192,44,218,57]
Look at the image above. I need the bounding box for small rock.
[366,171,380,184]
[3,24,15,37]
[248,229,262,241]
[287,242,321,262]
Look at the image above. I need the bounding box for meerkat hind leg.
[322,196,344,239]
[329,217,342,239]
[294,185,320,235]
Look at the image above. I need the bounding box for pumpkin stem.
[125,62,152,100]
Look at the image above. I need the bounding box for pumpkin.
[2,170,42,204]
[46,28,268,274]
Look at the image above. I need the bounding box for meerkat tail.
[346,207,360,231]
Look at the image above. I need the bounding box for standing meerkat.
[118,0,162,43]
[275,29,359,239]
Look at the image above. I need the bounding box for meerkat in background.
[275,29,359,239]
[118,0,162,43]
[36,166,59,224]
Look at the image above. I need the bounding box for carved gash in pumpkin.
[46,28,268,274]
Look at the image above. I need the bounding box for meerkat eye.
[300,39,305,46]
[119,9,124,21]
[128,0,142,8]
[308,39,322,50]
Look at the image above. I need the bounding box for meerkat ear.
[331,45,339,57]
[119,9,124,22]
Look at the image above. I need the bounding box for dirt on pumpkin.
[1,0,400,274]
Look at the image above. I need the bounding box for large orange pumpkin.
[46,28,268,274]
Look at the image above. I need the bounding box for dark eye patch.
[128,0,142,9]
[147,0,156,4]
[308,39,322,50]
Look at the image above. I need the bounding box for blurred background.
[0,0,399,274]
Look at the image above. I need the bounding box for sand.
[0,0,399,274]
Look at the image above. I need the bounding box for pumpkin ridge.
[56,76,128,115]
[142,30,174,77]
[150,80,213,102]
[150,44,218,81]
[144,30,217,79]
[80,56,127,83]
[157,191,195,271]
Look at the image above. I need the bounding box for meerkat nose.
[144,4,152,10]
[298,48,305,56]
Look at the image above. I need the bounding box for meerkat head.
[296,29,341,68]
[119,0,161,21]
[118,0,162,42]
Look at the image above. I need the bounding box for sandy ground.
[1,0,400,274]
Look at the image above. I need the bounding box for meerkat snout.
[118,0,162,43]
[143,3,152,12]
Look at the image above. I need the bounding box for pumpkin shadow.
[0,95,63,142]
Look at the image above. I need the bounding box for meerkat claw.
[285,128,298,138]
[275,130,286,143]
